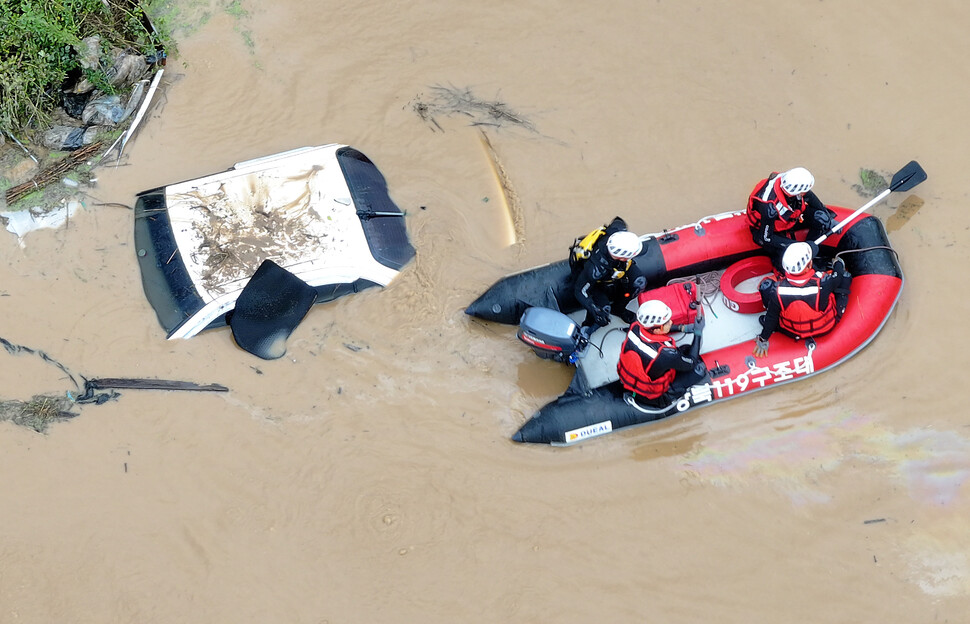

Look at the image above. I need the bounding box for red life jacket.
[776,273,838,337]
[617,323,678,399]
[746,173,807,233]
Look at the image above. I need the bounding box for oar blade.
[890,160,927,193]
[815,160,927,246]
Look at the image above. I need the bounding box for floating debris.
[1,335,229,431]
[83,377,229,393]
[410,85,537,133]
[479,131,523,246]
[0,395,78,433]
[1,200,83,244]
[3,141,103,206]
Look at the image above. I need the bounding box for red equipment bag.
[637,281,699,325]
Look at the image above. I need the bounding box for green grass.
[224,0,248,19]
[859,168,888,193]
[0,0,170,138]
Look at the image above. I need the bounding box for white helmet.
[782,242,814,275]
[780,167,814,196]
[636,300,672,328]
[606,231,643,260]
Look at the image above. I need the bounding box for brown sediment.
[885,195,925,233]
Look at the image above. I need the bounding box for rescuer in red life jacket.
[753,242,852,358]
[746,167,837,270]
[617,300,709,405]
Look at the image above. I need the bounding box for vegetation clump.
[859,168,888,191]
[859,168,888,193]
[851,167,890,198]
[0,395,77,433]
[410,85,537,134]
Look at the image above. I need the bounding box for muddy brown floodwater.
[2,1,969,622]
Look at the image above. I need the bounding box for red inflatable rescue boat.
[466,162,926,445]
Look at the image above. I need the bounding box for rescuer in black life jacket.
[746,167,837,270]
[617,299,709,405]
[753,241,852,358]
[571,224,647,331]
[568,216,631,272]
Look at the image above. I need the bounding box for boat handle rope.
[832,245,899,263]
[587,326,629,360]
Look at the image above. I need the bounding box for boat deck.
[576,270,767,389]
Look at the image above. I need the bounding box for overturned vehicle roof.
[134,144,415,345]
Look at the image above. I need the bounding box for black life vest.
[584,249,632,283]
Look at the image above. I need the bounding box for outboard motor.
[516,307,587,364]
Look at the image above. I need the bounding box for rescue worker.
[572,228,647,330]
[753,242,852,358]
[746,167,837,269]
[617,300,709,405]
[568,216,630,271]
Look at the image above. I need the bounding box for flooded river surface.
[2,1,969,621]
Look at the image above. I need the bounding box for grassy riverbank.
[0,0,172,210]
[0,0,172,135]
[0,0,259,213]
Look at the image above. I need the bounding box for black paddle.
[815,160,927,245]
